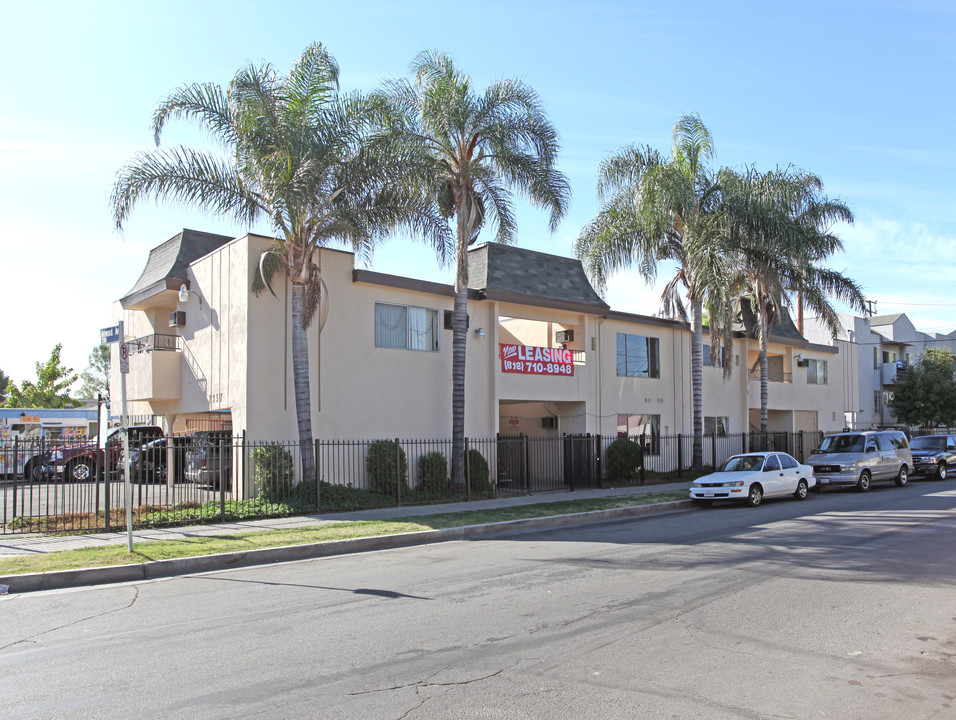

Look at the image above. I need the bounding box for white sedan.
[689,452,816,507]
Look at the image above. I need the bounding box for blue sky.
[2,0,954,386]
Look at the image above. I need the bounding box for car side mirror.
[866,446,876,453]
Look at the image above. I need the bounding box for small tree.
[78,344,110,399]
[888,347,956,427]
[418,451,449,494]
[251,444,296,502]
[366,440,408,495]
[0,369,8,405]
[4,345,79,408]
[605,438,644,482]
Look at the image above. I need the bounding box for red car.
[53,426,164,481]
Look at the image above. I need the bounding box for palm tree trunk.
[759,304,769,436]
[291,283,316,486]
[690,298,704,469]
[450,216,471,487]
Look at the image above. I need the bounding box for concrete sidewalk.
[0,482,690,558]
[0,482,695,594]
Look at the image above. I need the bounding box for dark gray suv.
[909,434,956,480]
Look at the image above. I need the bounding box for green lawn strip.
[0,490,688,576]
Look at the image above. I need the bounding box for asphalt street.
[2,481,955,719]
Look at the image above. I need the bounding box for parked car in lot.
[806,430,912,492]
[909,434,956,480]
[184,431,233,489]
[690,452,815,507]
[54,426,165,482]
[125,436,190,484]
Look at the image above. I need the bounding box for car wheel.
[747,484,763,507]
[857,469,871,492]
[894,465,908,487]
[23,458,45,482]
[937,462,947,481]
[67,458,95,482]
[793,479,809,500]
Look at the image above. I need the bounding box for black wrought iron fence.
[2,429,824,535]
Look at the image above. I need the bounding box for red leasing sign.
[500,344,574,376]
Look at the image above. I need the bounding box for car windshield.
[911,436,946,450]
[818,435,864,453]
[720,456,764,472]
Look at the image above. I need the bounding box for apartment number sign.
[500,344,574,376]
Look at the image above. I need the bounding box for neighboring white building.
[112,229,847,489]
[805,312,956,428]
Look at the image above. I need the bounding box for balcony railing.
[128,334,180,354]
[748,368,792,383]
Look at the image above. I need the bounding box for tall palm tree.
[575,114,735,468]
[378,50,571,485]
[112,43,449,485]
[720,166,866,434]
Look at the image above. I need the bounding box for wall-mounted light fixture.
[178,284,190,304]
[474,328,486,338]
[795,353,805,366]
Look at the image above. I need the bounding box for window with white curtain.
[374,303,439,351]
[806,359,828,385]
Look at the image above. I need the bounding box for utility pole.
[866,299,878,317]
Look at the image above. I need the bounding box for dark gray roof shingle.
[466,243,610,313]
[121,229,234,307]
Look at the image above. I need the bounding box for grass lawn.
[0,490,689,577]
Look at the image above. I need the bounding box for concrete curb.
[0,499,695,594]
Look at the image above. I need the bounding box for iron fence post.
[640,431,646,485]
[11,438,18,525]
[394,438,401,507]
[568,435,575,493]
[677,434,683,479]
[523,433,530,494]
[465,437,471,501]
[314,439,322,512]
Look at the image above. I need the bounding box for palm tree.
[575,114,735,468]
[378,51,571,486]
[112,43,449,485]
[720,166,866,434]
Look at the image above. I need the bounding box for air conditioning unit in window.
[541,417,557,429]
[169,311,186,328]
[555,329,574,344]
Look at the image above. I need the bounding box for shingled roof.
[466,243,610,314]
[735,298,808,347]
[121,229,234,308]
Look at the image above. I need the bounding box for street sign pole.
[118,321,133,553]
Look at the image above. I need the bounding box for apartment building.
[112,229,846,448]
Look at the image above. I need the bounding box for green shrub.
[418,451,449,494]
[251,444,296,502]
[605,438,643,482]
[466,448,493,493]
[366,440,408,495]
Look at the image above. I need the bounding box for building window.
[806,359,828,385]
[616,334,660,378]
[873,347,879,369]
[882,350,896,364]
[703,344,724,368]
[704,416,729,436]
[374,303,439,351]
[874,391,881,412]
[617,413,660,454]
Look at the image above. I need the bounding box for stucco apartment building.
[805,312,956,429]
[112,229,846,450]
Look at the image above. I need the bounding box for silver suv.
[807,430,912,492]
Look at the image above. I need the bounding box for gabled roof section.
[466,243,610,315]
[736,298,808,347]
[870,313,904,327]
[121,229,234,308]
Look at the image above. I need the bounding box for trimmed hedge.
[605,438,643,482]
